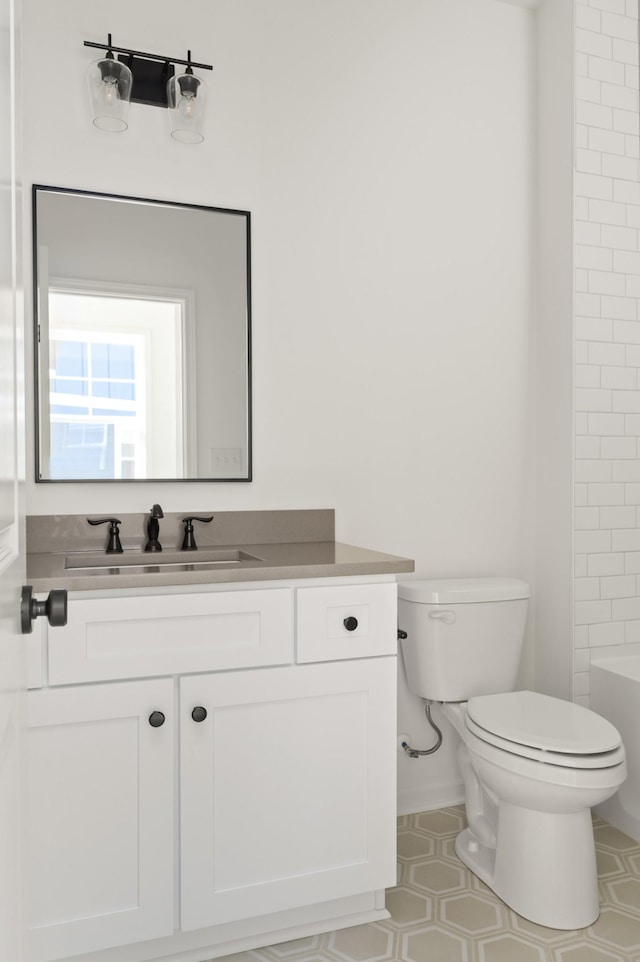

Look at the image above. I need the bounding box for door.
[0,0,26,958]
[180,658,397,931]
[27,679,174,962]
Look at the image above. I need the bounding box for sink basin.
[64,548,264,575]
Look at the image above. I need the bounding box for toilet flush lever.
[429,610,456,624]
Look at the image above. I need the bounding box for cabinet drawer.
[296,582,397,663]
[48,588,294,684]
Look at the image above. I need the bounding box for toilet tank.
[397,578,530,702]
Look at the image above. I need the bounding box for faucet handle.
[150,504,164,519]
[87,517,124,554]
[181,515,214,551]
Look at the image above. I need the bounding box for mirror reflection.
[33,186,252,482]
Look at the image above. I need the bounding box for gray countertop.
[27,541,415,593]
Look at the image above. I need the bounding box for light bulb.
[103,75,119,108]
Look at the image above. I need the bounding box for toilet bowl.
[397,578,627,929]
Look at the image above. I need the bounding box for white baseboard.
[397,780,464,816]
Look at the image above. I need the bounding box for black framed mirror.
[33,185,251,482]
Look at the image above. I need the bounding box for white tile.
[578,28,614,59]
[575,623,590,646]
[601,365,636,388]
[614,322,640,345]
[625,413,640,433]
[626,0,639,18]
[613,596,640,619]
[577,100,614,129]
[612,37,640,66]
[575,504,601,527]
[575,293,603,318]
[576,220,602,245]
[625,134,640,158]
[613,107,639,134]
[577,198,591,220]
[614,179,640,203]
[576,577,601,601]
[612,390,640,412]
[602,11,638,41]
[578,318,613,342]
[589,621,625,646]
[577,412,589,434]
[587,552,625,575]
[576,555,589,578]
[575,529,614,552]
[577,245,613,271]
[588,412,625,434]
[578,4,603,29]
[603,296,637,319]
[576,459,612,481]
[577,76,603,105]
[576,342,590,365]
[589,198,627,224]
[589,126,626,154]
[576,364,602,388]
[577,52,590,78]
[575,648,592,672]
[577,149,602,175]
[601,224,638,249]
[600,573,637,597]
[612,528,640,549]
[625,551,640,571]
[576,173,614,200]
[600,504,637,525]
[576,388,613,411]
[615,459,640,479]
[625,274,640,297]
[588,270,625,295]
[626,344,640,364]
[589,54,626,84]
[601,436,636,458]
[601,82,638,112]
[587,482,625,503]
[589,0,626,12]
[576,483,589,506]
[574,672,591,697]
[590,341,626,364]
[576,599,613,624]
[625,482,640,502]
[625,619,640,642]
[613,250,640,273]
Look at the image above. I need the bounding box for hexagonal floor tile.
[478,934,547,962]
[410,857,466,895]
[268,936,322,957]
[397,831,434,860]
[556,944,626,962]
[590,907,640,953]
[384,886,431,928]
[401,924,468,962]
[328,924,393,962]
[442,892,503,935]
[594,825,640,854]
[608,877,640,913]
[597,849,626,879]
[415,809,465,838]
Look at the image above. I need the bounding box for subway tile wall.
[575,0,640,704]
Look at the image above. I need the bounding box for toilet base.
[455,804,600,930]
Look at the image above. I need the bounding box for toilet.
[398,577,626,930]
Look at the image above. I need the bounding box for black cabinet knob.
[148,711,165,728]
[191,706,207,723]
[343,616,358,632]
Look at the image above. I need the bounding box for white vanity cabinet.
[26,578,398,962]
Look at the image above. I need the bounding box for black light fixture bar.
[83,40,213,72]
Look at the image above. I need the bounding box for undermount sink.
[64,548,264,575]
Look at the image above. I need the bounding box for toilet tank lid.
[397,577,530,605]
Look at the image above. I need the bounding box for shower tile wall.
[574,0,640,704]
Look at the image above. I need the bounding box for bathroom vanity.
[24,511,413,962]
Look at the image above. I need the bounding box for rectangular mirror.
[33,185,251,482]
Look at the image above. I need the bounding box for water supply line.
[397,628,443,758]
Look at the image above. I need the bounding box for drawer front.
[48,588,294,684]
[296,583,397,663]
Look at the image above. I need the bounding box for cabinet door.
[27,679,174,962]
[180,658,396,931]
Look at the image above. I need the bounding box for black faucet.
[144,504,164,552]
[181,515,214,550]
[87,517,123,554]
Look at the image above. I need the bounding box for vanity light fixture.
[84,35,212,142]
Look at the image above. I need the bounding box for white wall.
[21,0,536,811]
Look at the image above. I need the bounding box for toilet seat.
[465,691,624,770]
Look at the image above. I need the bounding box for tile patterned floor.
[216,807,640,962]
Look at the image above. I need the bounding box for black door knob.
[191,706,207,723]
[148,711,166,728]
[21,586,68,634]
[343,616,358,632]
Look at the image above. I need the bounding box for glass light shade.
[87,56,133,132]
[167,71,207,144]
